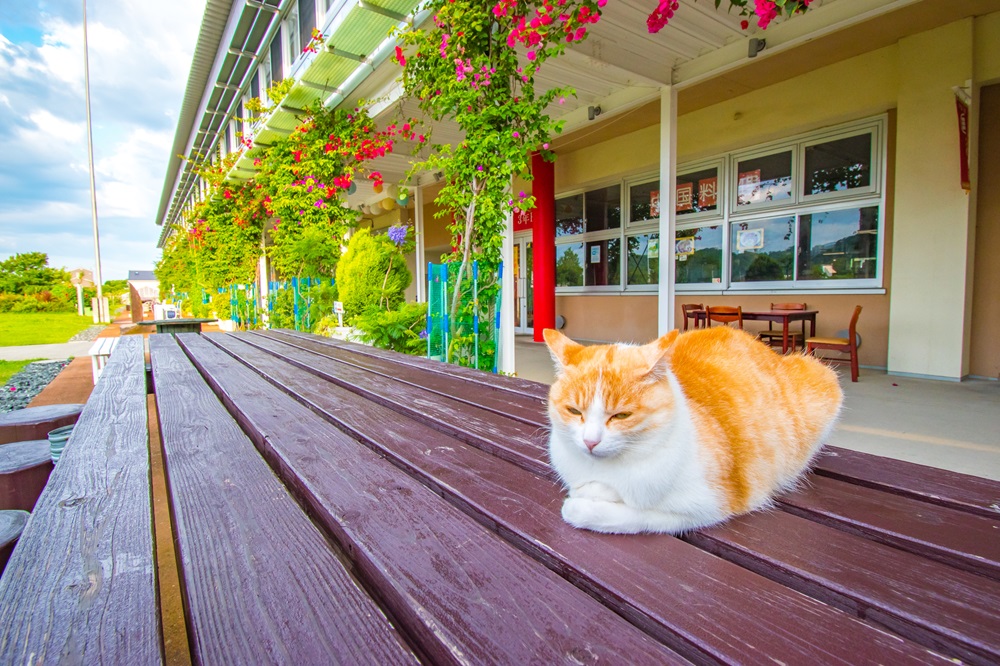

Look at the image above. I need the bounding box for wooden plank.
[777,475,1000,579]
[183,333,690,666]
[254,330,550,427]
[262,329,550,399]
[0,336,161,664]
[205,332,952,666]
[231,332,551,478]
[815,446,1000,519]
[687,510,1000,665]
[148,334,417,666]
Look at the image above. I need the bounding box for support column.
[657,85,678,336]
[414,186,426,303]
[499,208,516,374]
[531,152,556,342]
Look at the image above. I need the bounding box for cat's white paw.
[570,481,622,503]
[562,497,634,534]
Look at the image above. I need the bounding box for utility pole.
[82,0,107,323]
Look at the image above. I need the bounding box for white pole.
[657,85,677,336]
[82,0,106,323]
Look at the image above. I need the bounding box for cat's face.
[544,329,679,460]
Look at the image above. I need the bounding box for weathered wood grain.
[0,439,53,511]
[0,403,84,445]
[0,336,161,665]
[815,446,1000,519]
[232,331,552,477]
[777,474,1000,579]
[148,334,416,666]
[687,509,1000,664]
[0,509,28,574]
[205,332,952,666]
[183,333,690,666]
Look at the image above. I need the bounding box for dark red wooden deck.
[1,330,997,664]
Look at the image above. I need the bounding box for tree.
[0,252,68,295]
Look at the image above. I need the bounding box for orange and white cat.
[544,326,843,534]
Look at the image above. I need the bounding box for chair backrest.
[705,305,743,329]
[681,303,704,331]
[771,302,806,311]
[847,305,863,347]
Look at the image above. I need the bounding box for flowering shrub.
[649,0,813,33]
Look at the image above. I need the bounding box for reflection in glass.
[630,180,660,223]
[804,134,872,195]
[675,226,723,284]
[555,194,584,237]
[627,233,659,285]
[736,151,793,207]
[730,216,795,282]
[585,185,622,233]
[585,238,621,286]
[798,207,878,280]
[555,242,584,287]
[675,167,719,216]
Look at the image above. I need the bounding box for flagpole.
[82,0,106,323]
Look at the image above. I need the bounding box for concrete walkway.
[0,342,95,362]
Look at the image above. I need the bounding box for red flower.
[394,46,406,67]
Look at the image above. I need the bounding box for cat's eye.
[611,412,632,420]
[567,407,582,416]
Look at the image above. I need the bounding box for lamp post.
[82,0,107,323]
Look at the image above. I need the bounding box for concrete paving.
[0,341,95,362]
[513,335,1000,482]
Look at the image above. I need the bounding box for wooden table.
[692,309,818,353]
[136,317,217,334]
[1,330,997,664]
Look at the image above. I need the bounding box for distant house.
[127,270,159,323]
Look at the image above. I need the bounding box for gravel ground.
[0,360,71,413]
[68,325,106,342]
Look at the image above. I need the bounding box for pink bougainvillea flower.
[513,131,520,138]
[526,50,537,61]
[543,142,550,149]
[394,45,406,67]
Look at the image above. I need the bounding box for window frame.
[799,121,882,205]
[674,158,726,224]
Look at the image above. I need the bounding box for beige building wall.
[970,83,1000,379]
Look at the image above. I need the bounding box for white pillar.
[415,186,426,303]
[657,85,678,336]
[499,209,516,374]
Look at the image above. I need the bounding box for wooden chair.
[681,303,704,331]
[757,302,807,352]
[806,305,863,382]
[705,305,743,329]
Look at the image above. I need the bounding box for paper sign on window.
[737,169,761,206]
[590,245,601,264]
[648,238,659,259]
[675,183,693,212]
[698,177,717,208]
[650,190,660,218]
[736,228,765,252]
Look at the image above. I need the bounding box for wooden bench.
[0,403,83,445]
[5,328,998,663]
[0,336,160,663]
[88,336,119,384]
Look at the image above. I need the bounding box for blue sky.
[0,0,204,280]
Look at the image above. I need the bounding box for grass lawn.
[0,359,43,384]
[0,313,97,347]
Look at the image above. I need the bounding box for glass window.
[250,69,260,101]
[269,35,283,83]
[804,133,873,195]
[675,225,724,284]
[555,242,584,287]
[676,166,719,216]
[627,233,659,286]
[730,216,795,283]
[797,206,878,280]
[736,151,793,208]
[629,180,659,223]
[555,194,584,237]
[285,11,300,66]
[298,0,316,53]
[584,185,621,233]
[585,238,620,287]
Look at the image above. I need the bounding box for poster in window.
[590,245,601,264]
[675,238,695,256]
[698,176,718,208]
[675,183,693,212]
[736,228,765,252]
[650,190,660,218]
[737,170,761,206]
[648,237,659,259]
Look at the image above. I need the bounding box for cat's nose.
[584,438,601,452]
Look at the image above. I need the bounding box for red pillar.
[531,152,556,342]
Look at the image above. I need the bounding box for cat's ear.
[543,328,583,369]
[641,330,680,377]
